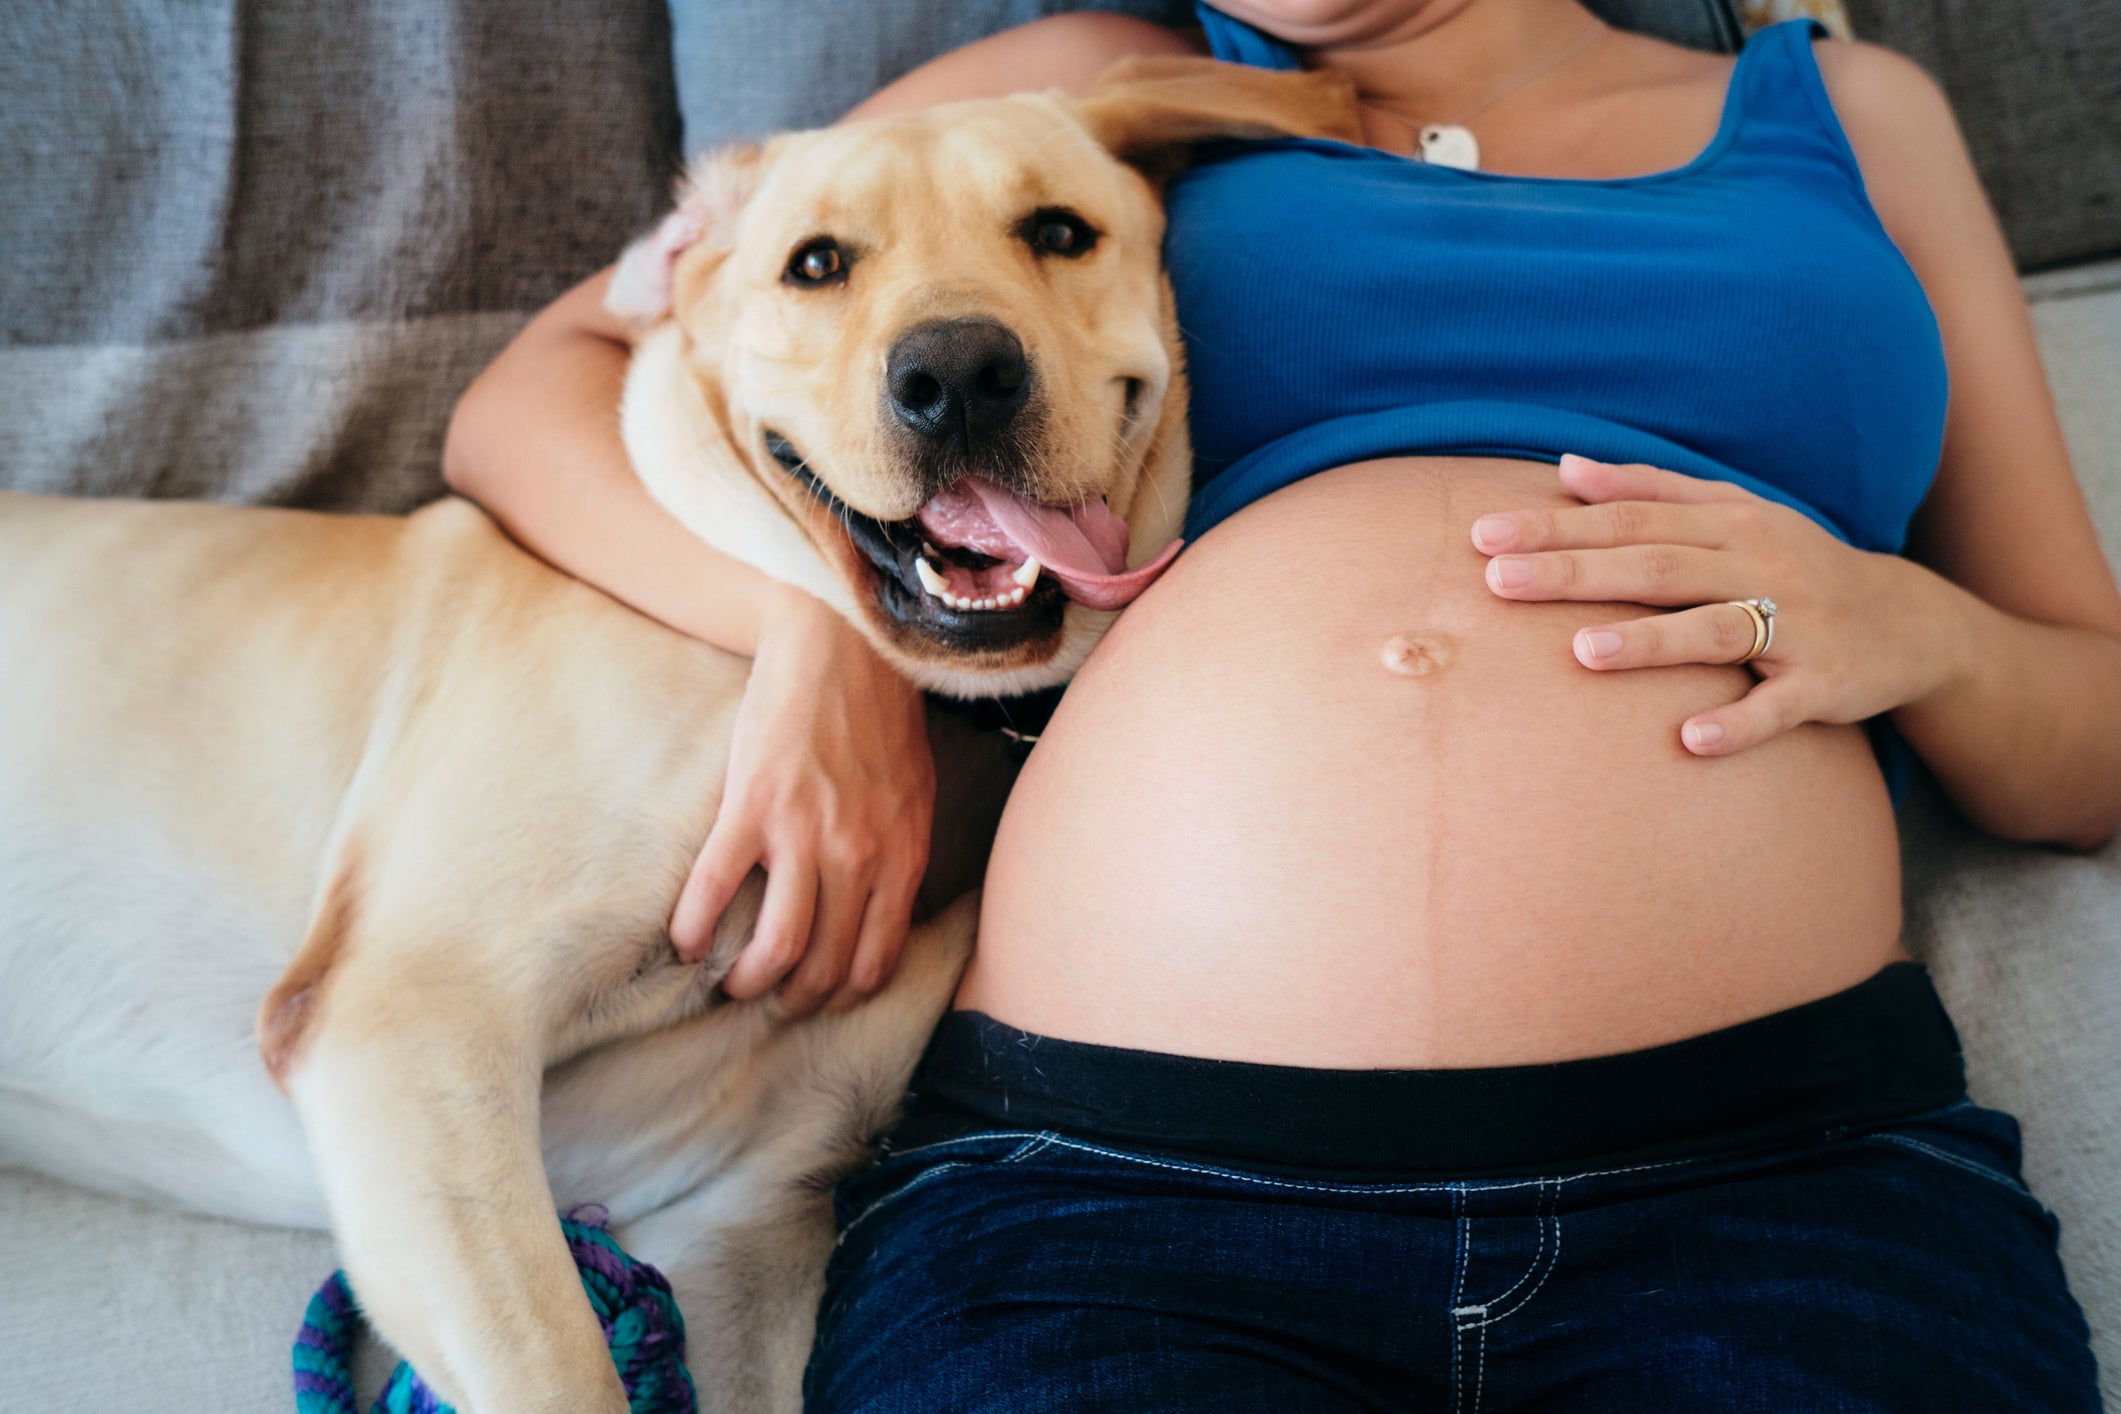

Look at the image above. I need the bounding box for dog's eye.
[1025,209,1097,259]
[785,239,846,286]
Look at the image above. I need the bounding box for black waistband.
[888,963,1965,1179]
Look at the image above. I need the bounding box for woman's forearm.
[446,272,937,1010]
[1892,569,2121,850]
[443,270,801,656]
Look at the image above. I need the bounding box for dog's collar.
[926,684,1066,762]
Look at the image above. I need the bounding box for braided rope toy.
[292,1206,696,1414]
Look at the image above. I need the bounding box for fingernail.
[1579,630,1624,661]
[1490,558,1534,589]
[1472,515,1513,550]
[1685,721,1725,750]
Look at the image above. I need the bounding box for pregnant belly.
[960,457,1906,1067]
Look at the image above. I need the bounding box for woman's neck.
[1279,0,1600,122]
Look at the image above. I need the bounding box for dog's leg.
[285,949,629,1414]
[263,837,642,1414]
[623,893,980,1414]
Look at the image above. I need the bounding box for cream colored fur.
[0,60,1357,1413]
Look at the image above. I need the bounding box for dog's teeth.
[914,556,947,598]
[1013,557,1042,589]
[1000,587,1024,607]
[978,598,996,610]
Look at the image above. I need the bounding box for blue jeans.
[805,1102,2098,1411]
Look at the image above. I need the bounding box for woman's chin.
[1209,0,1471,49]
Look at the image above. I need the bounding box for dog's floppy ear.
[1077,55,1362,182]
[605,143,766,329]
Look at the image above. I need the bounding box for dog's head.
[615,58,1358,697]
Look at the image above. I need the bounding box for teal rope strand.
[291,1208,695,1414]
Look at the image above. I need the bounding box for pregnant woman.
[445,0,2121,1406]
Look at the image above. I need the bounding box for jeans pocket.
[1859,1102,2040,1201]
[835,1130,1054,1232]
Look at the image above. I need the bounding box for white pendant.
[1418,123,1481,171]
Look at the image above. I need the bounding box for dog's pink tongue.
[917,478,1181,611]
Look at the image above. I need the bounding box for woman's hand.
[1471,454,1971,756]
[667,589,935,1015]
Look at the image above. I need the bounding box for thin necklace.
[1369,15,1606,171]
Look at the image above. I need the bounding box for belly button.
[1381,632,1454,677]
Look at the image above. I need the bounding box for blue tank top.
[1172,11,1948,553]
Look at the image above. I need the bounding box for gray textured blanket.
[0,0,679,512]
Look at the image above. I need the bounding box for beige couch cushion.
[1901,259,2121,1402]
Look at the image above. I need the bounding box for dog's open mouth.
[767,434,1180,649]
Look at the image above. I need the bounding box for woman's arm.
[446,268,936,1013]
[1824,42,2121,849]
[445,267,798,655]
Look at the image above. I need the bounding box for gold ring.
[1725,597,1777,663]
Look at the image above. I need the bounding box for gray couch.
[2,1,2115,1407]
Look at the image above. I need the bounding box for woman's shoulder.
[1810,35,1956,147]
[845,12,1204,120]
[1803,37,1980,255]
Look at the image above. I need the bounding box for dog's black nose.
[886,318,1031,446]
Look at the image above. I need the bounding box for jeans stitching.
[1002,1133,1057,1164]
[1452,1185,1470,1308]
[875,1129,1054,1162]
[1473,1179,1549,1311]
[1450,1186,1467,1414]
[1476,1207,1562,1329]
[877,1104,1993,1182]
[988,1133,1711,1195]
[837,1159,977,1241]
[842,1133,1059,1241]
[1866,1132,2030,1195]
[1453,1313,1484,1414]
[1455,1182,1563,1341]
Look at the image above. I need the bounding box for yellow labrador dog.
[0,60,1355,1414]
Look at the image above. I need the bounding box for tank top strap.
[1194,2,1301,70]
[1725,19,1869,190]
[1729,18,1829,125]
